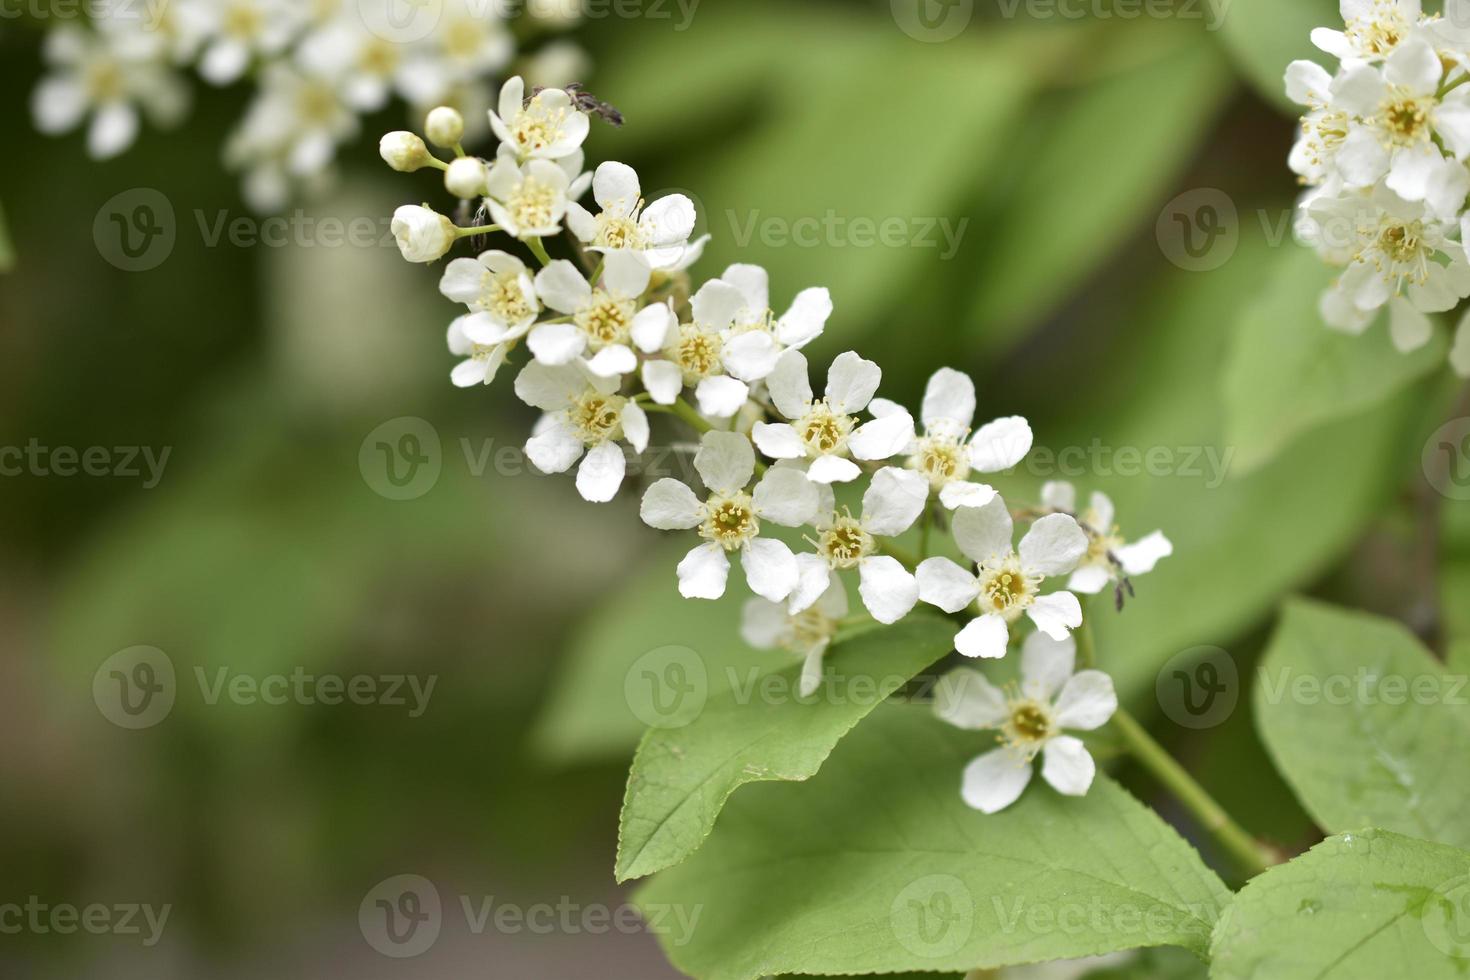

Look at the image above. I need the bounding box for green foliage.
[637,705,1230,980]
[1222,245,1446,474]
[1212,0,1339,114]
[1254,599,1470,850]
[616,617,955,882]
[1210,829,1470,978]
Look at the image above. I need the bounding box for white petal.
[1115,531,1173,576]
[806,455,862,484]
[640,193,697,247]
[951,495,1014,565]
[88,103,138,159]
[1388,296,1433,352]
[1336,128,1391,186]
[921,367,977,434]
[968,416,1033,473]
[527,322,586,365]
[824,351,882,414]
[1387,143,1440,202]
[961,748,1033,814]
[1284,59,1333,106]
[1053,670,1118,731]
[1026,591,1083,641]
[938,481,998,510]
[720,263,769,314]
[955,614,1010,660]
[849,413,915,461]
[642,360,684,405]
[916,557,981,614]
[440,257,487,305]
[576,441,626,502]
[695,376,750,419]
[767,349,813,420]
[799,648,826,699]
[31,76,87,134]
[1087,491,1115,530]
[932,668,1008,730]
[740,597,789,649]
[641,479,703,529]
[752,422,805,460]
[592,160,640,214]
[775,287,832,348]
[857,555,919,624]
[525,420,584,474]
[622,401,650,453]
[677,543,730,600]
[1041,736,1096,797]
[861,466,928,536]
[694,430,756,495]
[1019,632,1076,702]
[1067,564,1113,595]
[566,201,598,242]
[787,552,833,614]
[585,344,637,378]
[535,260,592,314]
[602,249,653,298]
[742,537,798,602]
[1384,35,1440,94]
[1018,514,1089,577]
[690,278,745,329]
[631,301,677,353]
[753,467,819,526]
[1330,61,1388,117]
[1310,27,1353,60]
[451,358,489,388]
[722,331,782,382]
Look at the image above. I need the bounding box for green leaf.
[636,704,1230,980]
[1255,599,1470,850]
[969,29,1232,351]
[1210,829,1470,978]
[1212,0,1338,114]
[615,617,956,882]
[1222,245,1446,474]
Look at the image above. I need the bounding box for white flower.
[488,75,590,161]
[1311,0,1427,63]
[741,578,848,697]
[224,64,359,192]
[640,431,820,602]
[391,205,458,263]
[566,162,706,271]
[1325,38,1470,207]
[632,279,752,418]
[484,152,572,239]
[438,250,541,347]
[934,632,1118,814]
[1039,482,1173,596]
[396,0,514,107]
[754,350,913,484]
[295,12,410,113]
[446,317,509,388]
[716,264,832,382]
[196,0,304,86]
[788,466,928,625]
[869,367,1033,509]
[530,252,652,376]
[514,361,650,503]
[380,131,430,171]
[31,26,187,160]
[1306,184,1470,344]
[917,495,1089,659]
[1285,60,1350,187]
[445,156,489,198]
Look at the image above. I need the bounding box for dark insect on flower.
[530,83,625,127]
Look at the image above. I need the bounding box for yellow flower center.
[700,494,759,550]
[816,513,873,570]
[799,402,854,456]
[508,176,560,232]
[909,434,969,488]
[509,95,571,154]
[570,392,625,446]
[595,214,649,251]
[1380,93,1432,145]
[999,695,1055,760]
[674,325,723,380]
[576,291,636,348]
[478,272,534,326]
[978,555,1039,621]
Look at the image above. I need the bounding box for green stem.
[1077,622,1273,878]
[918,506,933,559]
[455,223,501,237]
[526,236,553,267]
[423,157,450,172]
[671,398,713,433]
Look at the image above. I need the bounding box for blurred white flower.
[742,579,848,698]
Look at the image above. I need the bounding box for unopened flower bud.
[425,106,465,148]
[380,131,430,172]
[391,205,457,263]
[445,157,489,199]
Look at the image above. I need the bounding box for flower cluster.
[1288,0,1470,374]
[382,79,1172,814]
[31,0,586,211]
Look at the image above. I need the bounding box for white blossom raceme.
[488,75,590,161]
[917,495,1089,659]
[392,205,458,263]
[789,466,929,624]
[514,361,649,502]
[1040,482,1173,596]
[640,431,819,602]
[567,162,706,271]
[934,632,1118,813]
[485,152,572,239]
[741,579,848,698]
[754,350,914,484]
[870,367,1033,509]
[531,252,652,377]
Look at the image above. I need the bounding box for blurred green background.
[2,0,1466,976]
